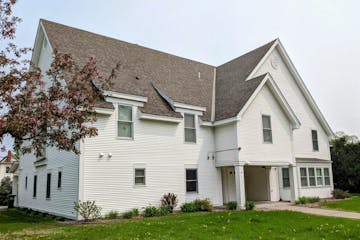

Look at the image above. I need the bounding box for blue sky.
[2,0,359,156]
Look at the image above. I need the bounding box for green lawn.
[1,209,360,239]
[322,194,360,213]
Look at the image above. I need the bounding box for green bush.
[106,210,119,219]
[158,205,171,216]
[180,202,198,212]
[226,201,237,210]
[73,200,102,221]
[143,206,158,217]
[131,208,139,217]
[332,189,350,199]
[180,199,213,213]
[295,196,320,204]
[0,177,12,205]
[245,201,255,210]
[122,208,139,219]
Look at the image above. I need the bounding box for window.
[117,105,133,138]
[300,168,308,187]
[308,168,316,186]
[186,169,198,192]
[58,171,62,188]
[262,115,272,143]
[324,168,331,186]
[46,173,51,199]
[312,130,319,151]
[33,175,37,198]
[282,168,290,188]
[316,168,323,186]
[184,114,196,143]
[25,176,28,190]
[134,169,145,185]
[5,166,10,173]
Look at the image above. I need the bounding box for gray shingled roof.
[41,19,275,122]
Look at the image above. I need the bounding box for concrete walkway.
[255,201,360,220]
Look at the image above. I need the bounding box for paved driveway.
[255,201,360,220]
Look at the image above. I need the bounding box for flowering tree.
[0,0,113,157]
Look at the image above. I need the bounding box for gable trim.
[246,39,334,137]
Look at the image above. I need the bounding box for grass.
[322,193,360,213]
[0,209,360,239]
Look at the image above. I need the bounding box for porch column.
[289,164,299,202]
[234,165,246,209]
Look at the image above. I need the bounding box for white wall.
[254,48,331,160]
[0,163,13,180]
[237,84,294,164]
[80,104,222,216]
[214,123,238,166]
[16,32,80,219]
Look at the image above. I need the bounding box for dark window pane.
[186,181,197,192]
[184,114,195,128]
[58,171,62,188]
[46,173,51,199]
[186,169,197,180]
[118,105,132,121]
[134,169,145,185]
[185,129,196,143]
[118,122,132,138]
[263,129,272,143]
[262,115,271,129]
[33,175,37,197]
[25,176,28,189]
[282,168,290,188]
[312,130,319,151]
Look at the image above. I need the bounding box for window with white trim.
[300,168,308,187]
[134,168,145,185]
[25,176,28,190]
[117,105,133,138]
[262,115,272,143]
[46,173,51,199]
[308,168,316,186]
[312,130,319,151]
[186,169,198,192]
[5,166,10,173]
[324,168,331,186]
[58,171,62,189]
[316,168,323,186]
[282,168,290,188]
[184,114,196,143]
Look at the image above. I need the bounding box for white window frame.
[262,115,273,144]
[315,168,323,186]
[134,168,146,186]
[282,168,290,188]
[311,130,319,151]
[308,168,316,186]
[184,114,197,143]
[117,104,134,139]
[300,167,308,187]
[324,168,331,186]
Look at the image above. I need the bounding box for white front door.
[222,167,236,203]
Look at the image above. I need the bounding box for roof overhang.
[238,73,301,129]
[138,111,182,123]
[246,39,334,138]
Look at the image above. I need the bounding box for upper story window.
[262,115,272,143]
[312,130,319,151]
[5,166,10,173]
[117,105,133,138]
[184,114,196,143]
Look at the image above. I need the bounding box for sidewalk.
[255,201,360,220]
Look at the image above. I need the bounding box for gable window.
[308,168,316,186]
[46,173,51,199]
[186,169,198,192]
[25,176,28,190]
[316,168,323,186]
[262,115,272,143]
[134,168,145,185]
[58,171,62,189]
[324,168,331,186]
[282,168,290,188]
[312,130,319,151]
[5,166,10,173]
[117,105,133,138]
[300,168,308,187]
[184,114,196,143]
[33,175,37,198]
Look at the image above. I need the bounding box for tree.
[0,176,12,205]
[0,0,113,157]
[331,132,360,193]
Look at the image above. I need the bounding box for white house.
[0,151,18,181]
[16,19,334,220]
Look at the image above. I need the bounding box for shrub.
[226,201,237,210]
[143,206,158,217]
[295,196,320,204]
[74,200,102,221]
[122,208,139,219]
[0,177,12,205]
[245,201,255,210]
[332,189,350,199]
[160,193,178,213]
[180,202,198,212]
[131,208,139,217]
[106,210,119,219]
[158,205,171,216]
